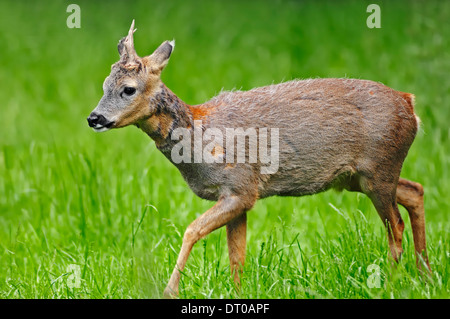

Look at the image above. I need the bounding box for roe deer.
[87,21,431,297]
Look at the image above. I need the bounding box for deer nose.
[87,113,99,127]
[87,112,109,128]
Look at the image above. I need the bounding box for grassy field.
[0,0,449,299]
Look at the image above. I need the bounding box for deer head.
[87,20,175,132]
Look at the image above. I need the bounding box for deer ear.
[144,40,175,74]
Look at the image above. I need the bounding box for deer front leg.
[226,212,247,288]
[164,195,253,298]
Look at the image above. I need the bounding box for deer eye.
[122,87,136,96]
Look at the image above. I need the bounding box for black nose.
[87,113,98,127]
[87,112,109,128]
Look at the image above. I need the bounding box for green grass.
[0,0,449,299]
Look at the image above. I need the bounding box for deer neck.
[138,84,193,151]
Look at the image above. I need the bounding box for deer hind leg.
[396,178,431,271]
[362,177,405,262]
[163,195,254,298]
[226,212,247,288]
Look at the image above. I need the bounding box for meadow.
[0,0,448,299]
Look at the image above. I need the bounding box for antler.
[118,19,140,66]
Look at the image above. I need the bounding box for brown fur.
[139,112,174,147]
[189,103,218,121]
[114,92,153,128]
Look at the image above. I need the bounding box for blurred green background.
[0,0,448,298]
